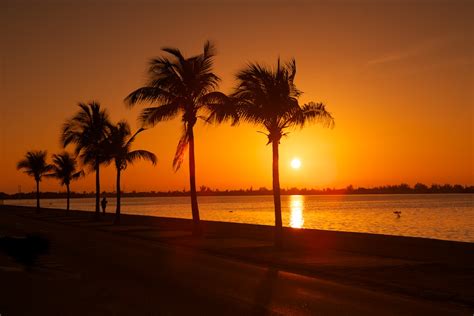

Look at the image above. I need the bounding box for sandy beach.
[0,205,472,315]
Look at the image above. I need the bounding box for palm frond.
[161,47,185,64]
[124,87,176,108]
[202,92,240,125]
[298,102,335,128]
[125,40,222,131]
[16,159,30,171]
[138,102,180,127]
[106,121,156,171]
[126,150,157,166]
[225,58,334,143]
[61,102,111,168]
[17,151,52,181]
[172,138,188,172]
[46,152,84,186]
[172,127,190,172]
[203,40,216,59]
[125,127,145,148]
[71,170,85,181]
[125,41,225,174]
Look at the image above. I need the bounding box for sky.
[1,0,473,194]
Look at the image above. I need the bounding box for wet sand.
[0,205,472,315]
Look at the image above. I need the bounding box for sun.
[290,158,302,169]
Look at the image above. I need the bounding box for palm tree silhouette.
[46,152,84,212]
[61,102,112,218]
[125,41,222,236]
[17,151,53,212]
[106,121,157,224]
[210,59,334,248]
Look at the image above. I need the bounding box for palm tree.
[61,102,112,217]
[210,59,334,248]
[106,121,157,224]
[125,41,222,236]
[46,152,84,212]
[17,151,53,212]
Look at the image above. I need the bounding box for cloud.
[367,37,449,66]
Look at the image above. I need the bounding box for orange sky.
[1,0,473,194]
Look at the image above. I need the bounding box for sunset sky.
[1,0,473,194]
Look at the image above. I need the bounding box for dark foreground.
[0,206,472,315]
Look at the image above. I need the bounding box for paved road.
[0,211,469,315]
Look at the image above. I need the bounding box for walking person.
[101,196,108,214]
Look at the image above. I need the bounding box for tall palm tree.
[210,59,334,248]
[125,41,221,236]
[106,121,157,224]
[61,102,112,217]
[46,152,84,212]
[17,151,53,212]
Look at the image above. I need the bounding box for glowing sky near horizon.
[0,0,473,194]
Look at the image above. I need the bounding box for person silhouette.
[101,196,108,214]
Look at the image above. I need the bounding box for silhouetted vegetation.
[2,183,472,201]
[105,121,156,224]
[46,152,84,212]
[209,58,334,248]
[62,102,112,217]
[125,41,224,236]
[16,151,53,211]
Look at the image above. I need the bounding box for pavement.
[0,206,472,315]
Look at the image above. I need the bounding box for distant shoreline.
[1,190,473,200]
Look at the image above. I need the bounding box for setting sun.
[291,158,302,169]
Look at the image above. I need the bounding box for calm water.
[4,194,473,242]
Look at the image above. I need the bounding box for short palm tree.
[125,41,221,236]
[17,151,53,212]
[106,121,157,224]
[46,152,84,212]
[210,59,334,248]
[61,102,112,217]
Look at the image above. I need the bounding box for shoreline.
[2,205,473,263]
[3,198,473,244]
[2,192,473,200]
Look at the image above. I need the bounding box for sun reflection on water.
[289,195,304,228]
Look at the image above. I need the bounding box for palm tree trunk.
[188,127,201,236]
[272,140,283,248]
[36,180,40,213]
[95,161,100,219]
[66,184,70,213]
[115,168,121,225]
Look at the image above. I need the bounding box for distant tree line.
[344,183,473,194]
[2,183,472,200]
